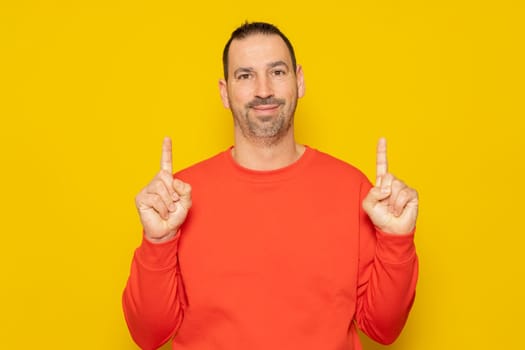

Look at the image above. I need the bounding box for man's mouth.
[252,104,280,111]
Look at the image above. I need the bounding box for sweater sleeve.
[122,233,187,350]
[355,180,419,345]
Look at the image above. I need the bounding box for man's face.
[219,34,305,145]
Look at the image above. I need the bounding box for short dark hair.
[222,22,297,81]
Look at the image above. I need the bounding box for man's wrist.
[144,228,179,244]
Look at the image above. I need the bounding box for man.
[123,22,419,350]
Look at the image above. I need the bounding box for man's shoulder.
[174,148,230,180]
[309,147,369,181]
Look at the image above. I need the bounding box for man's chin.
[255,115,274,123]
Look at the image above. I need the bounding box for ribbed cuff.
[135,232,180,270]
[375,228,417,265]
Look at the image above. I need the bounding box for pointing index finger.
[376,137,388,184]
[161,137,173,174]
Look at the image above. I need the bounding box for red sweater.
[123,147,418,350]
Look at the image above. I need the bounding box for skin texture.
[362,137,419,235]
[134,33,418,243]
[135,137,192,243]
[220,34,303,146]
[219,34,306,171]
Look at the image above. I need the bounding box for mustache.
[246,97,285,108]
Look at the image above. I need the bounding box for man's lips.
[252,104,280,111]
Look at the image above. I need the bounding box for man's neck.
[232,134,305,171]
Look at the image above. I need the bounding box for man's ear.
[296,65,305,98]
[218,79,230,109]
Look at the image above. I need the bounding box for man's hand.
[362,138,419,235]
[135,137,192,243]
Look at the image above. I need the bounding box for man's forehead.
[228,34,291,65]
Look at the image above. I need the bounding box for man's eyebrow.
[267,60,289,69]
[233,67,254,76]
[232,61,289,76]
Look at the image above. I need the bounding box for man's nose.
[254,76,274,99]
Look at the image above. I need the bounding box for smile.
[252,104,280,111]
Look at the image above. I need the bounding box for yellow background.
[1,0,524,349]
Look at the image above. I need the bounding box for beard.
[231,95,298,146]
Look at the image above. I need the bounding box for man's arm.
[122,137,192,349]
[356,138,419,344]
[123,235,187,349]
[355,194,418,344]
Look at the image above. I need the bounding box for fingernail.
[169,202,177,212]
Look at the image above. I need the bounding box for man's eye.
[237,73,251,80]
[273,70,286,76]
